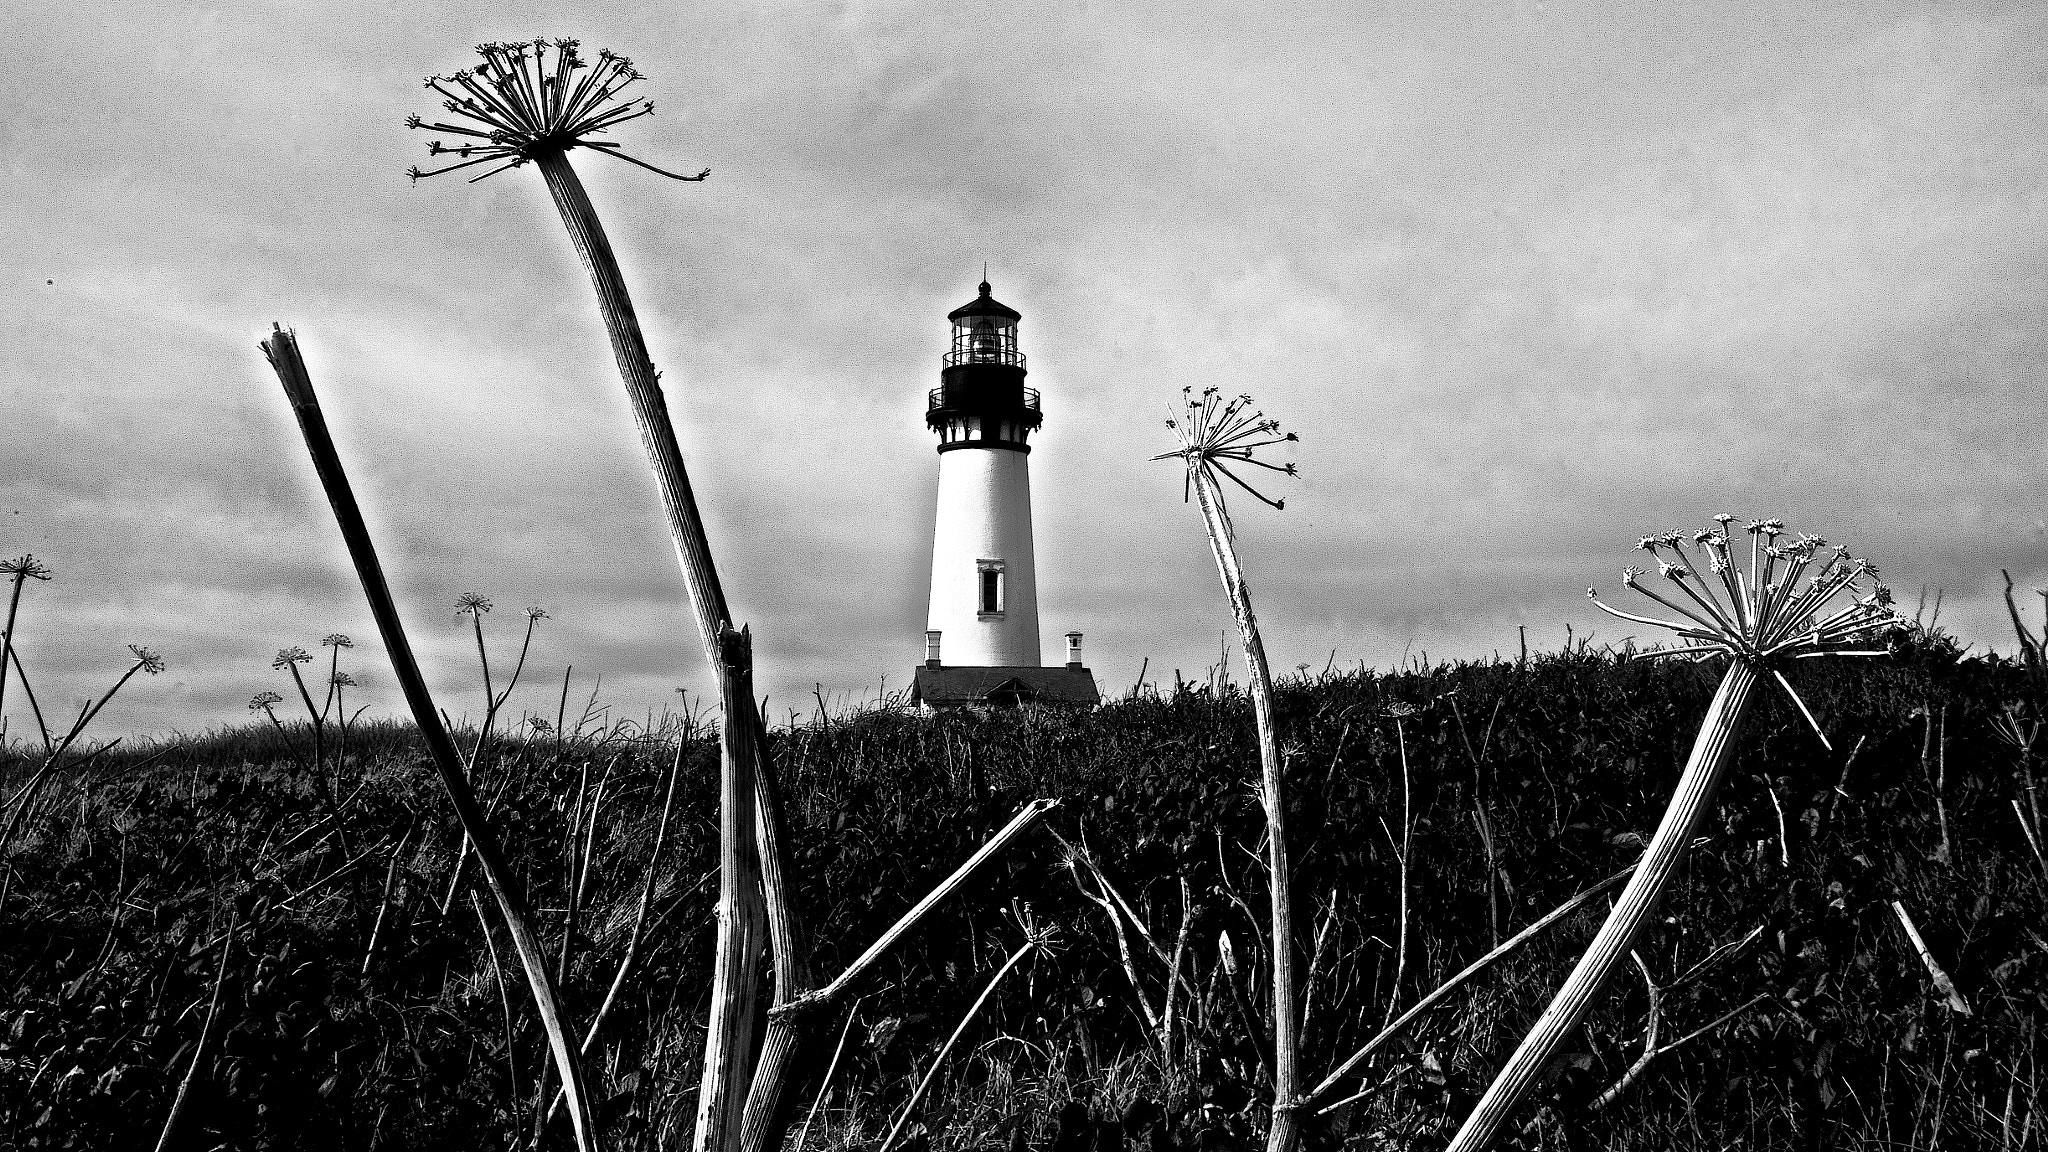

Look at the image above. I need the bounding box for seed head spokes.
[1,555,53,581]
[1591,518,1898,663]
[1150,386,1299,515]
[1589,517,1900,747]
[407,39,709,184]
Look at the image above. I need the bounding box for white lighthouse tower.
[912,281,1097,708]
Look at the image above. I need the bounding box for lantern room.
[927,281,1042,452]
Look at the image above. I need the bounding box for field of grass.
[2,640,2043,1151]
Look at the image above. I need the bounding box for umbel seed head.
[1151,386,1299,515]
[1,555,53,581]
[406,39,709,184]
[1587,517,1902,748]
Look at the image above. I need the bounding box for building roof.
[947,281,1022,324]
[911,665,1099,708]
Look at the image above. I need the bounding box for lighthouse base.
[910,664,1099,710]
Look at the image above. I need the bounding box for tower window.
[976,560,1005,616]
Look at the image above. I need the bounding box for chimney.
[1065,631,1084,669]
[925,630,943,669]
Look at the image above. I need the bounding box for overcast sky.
[4,1,2045,739]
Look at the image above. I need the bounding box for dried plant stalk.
[1446,519,1896,1151]
[1308,865,1637,1114]
[1448,664,1757,1150]
[876,912,1051,1152]
[739,701,815,1152]
[779,798,1059,1013]
[1156,387,1302,1152]
[407,46,815,1144]
[696,626,770,1152]
[792,999,863,1152]
[538,757,690,1137]
[262,326,599,1151]
[152,911,235,1152]
[1892,901,1972,1015]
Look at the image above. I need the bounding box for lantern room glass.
[946,316,1023,367]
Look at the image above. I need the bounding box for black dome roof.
[947,280,1021,323]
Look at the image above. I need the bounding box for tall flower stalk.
[1444,519,1899,1151]
[406,41,803,1152]
[1153,386,1301,1152]
[0,555,53,743]
[404,46,1054,1152]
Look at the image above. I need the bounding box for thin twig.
[877,919,1047,1152]
[780,799,1059,1013]
[1892,901,1971,1015]
[1310,865,1637,1111]
[792,998,864,1152]
[152,910,236,1152]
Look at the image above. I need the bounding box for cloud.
[5,2,2047,737]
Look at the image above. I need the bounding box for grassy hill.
[2,643,2042,1150]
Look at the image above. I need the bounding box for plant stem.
[740,705,815,1152]
[877,933,1040,1152]
[1384,716,1413,1025]
[1308,865,1637,1112]
[0,570,26,736]
[1445,658,1759,1152]
[263,326,600,1152]
[152,910,235,1152]
[793,1000,863,1152]
[536,751,689,1139]
[1189,467,1300,1152]
[533,146,815,1149]
[696,625,769,1152]
[533,151,728,657]
[6,647,52,753]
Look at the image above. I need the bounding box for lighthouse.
[911,281,1098,709]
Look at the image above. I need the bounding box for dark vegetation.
[2,642,2043,1151]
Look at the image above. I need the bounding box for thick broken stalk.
[697,626,770,1152]
[739,701,816,1152]
[262,326,599,1152]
